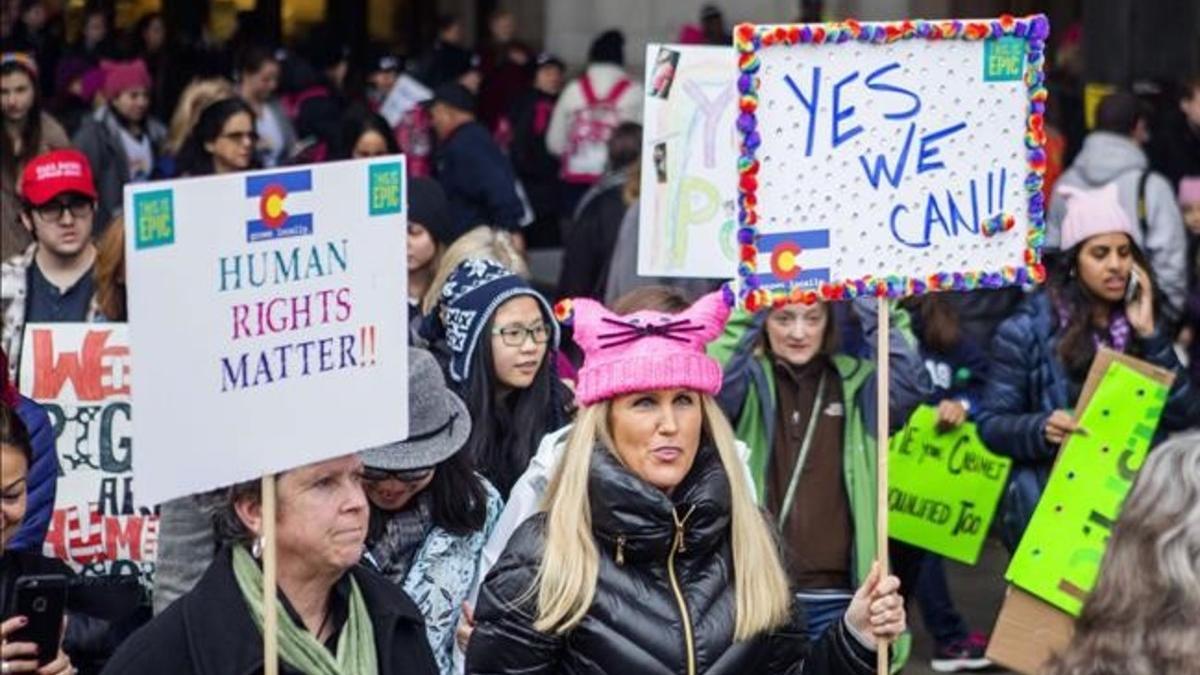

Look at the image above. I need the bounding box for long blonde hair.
[166,77,235,155]
[421,225,529,314]
[533,397,792,640]
[1044,431,1200,675]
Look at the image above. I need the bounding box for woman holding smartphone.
[975,183,1200,551]
[1,402,74,675]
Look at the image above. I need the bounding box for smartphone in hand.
[10,574,68,666]
[1124,268,1141,305]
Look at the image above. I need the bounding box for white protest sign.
[18,323,157,583]
[124,159,409,505]
[733,17,1049,310]
[638,44,740,278]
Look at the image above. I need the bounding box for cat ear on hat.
[564,297,621,354]
[678,290,732,346]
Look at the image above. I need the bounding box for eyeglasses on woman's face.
[491,322,551,347]
[219,130,259,145]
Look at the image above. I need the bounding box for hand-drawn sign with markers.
[733,16,1050,310]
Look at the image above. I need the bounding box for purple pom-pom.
[737,112,756,133]
[746,131,762,150]
[738,73,754,93]
[737,228,755,245]
[1030,15,1050,40]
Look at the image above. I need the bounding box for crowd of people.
[2,2,1199,675]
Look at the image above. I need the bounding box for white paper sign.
[124,159,409,505]
[638,44,740,278]
[735,18,1048,307]
[18,323,156,583]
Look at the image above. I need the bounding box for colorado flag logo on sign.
[246,169,313,242]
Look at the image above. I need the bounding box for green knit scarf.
[231,545,379,675]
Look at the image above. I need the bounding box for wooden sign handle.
[263,474,279,675]
[876,297,890,675]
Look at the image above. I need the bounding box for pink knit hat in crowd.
[1179,177,1200,206]
[568,290,731,406]
[1057,182,1137,250]
[101,59,151,101]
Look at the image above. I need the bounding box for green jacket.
[709,301,930,669]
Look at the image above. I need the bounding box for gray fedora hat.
[360,348,471,470]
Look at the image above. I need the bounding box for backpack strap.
[601,77,632,104]
[579,74,598,106]
[1135,169,1151,241]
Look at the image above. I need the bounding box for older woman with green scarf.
[100,454,439,675]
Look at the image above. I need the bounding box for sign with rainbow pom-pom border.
[733,15,1050,312]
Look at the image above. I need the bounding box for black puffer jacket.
[467,445,876,675]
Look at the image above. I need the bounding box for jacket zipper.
[614,534,626,566]
[668,505,698,675]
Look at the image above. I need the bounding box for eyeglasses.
[220,130,259,144]
[32,198,94,221]
[362,466,435,484]
[491,322,550,347]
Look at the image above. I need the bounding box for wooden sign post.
[263,474,279,675]
[875,298,890,675]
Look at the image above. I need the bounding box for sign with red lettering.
[18,324,157,583]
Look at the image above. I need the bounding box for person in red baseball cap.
[1,148,101,372]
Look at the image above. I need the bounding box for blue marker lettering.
[864,62,922,121]
[916,121,967,174]
[784,68,821,157]
[859,123,916,190]
[832,71,863,148]
[890,203,930,248]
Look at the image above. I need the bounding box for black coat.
[1,551,146,675]
[435,121,525,237]
[100,548,438,675]
[466,446,876,675]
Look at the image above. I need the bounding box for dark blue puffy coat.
[10,394,59,551]
[975,292,1199,549]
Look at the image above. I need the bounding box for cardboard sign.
[987,586,1074,675]
[18,324,157,583]
[732,16,1050,311]
[988,350,1176,674]
[888,404,1011,565]
[1005,355,1173,615]
[638,44,740,278]
[124,159,410,506]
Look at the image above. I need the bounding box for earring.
[251,536,263,559]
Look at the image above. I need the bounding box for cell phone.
[1124,269,1141,304]
[10,575,68,666]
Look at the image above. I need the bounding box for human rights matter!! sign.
[124,159,409,505]
[733,15,1050,310]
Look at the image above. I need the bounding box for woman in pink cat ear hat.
[467,290,906,675]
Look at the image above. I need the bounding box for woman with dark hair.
[176,97,259,176]
[360,348,501,674]
[976,182,1199,551]
[709,282,931,667]
[2,52,69,257]
[236,44,295,168]
[102,452,440,675]
[419,258,570,498]
[330,106,399,160]
[1,403,76,675]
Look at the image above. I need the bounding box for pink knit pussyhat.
[568,290,731,406]
[1179,176,1200,206]
[1057,182,1137,250]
